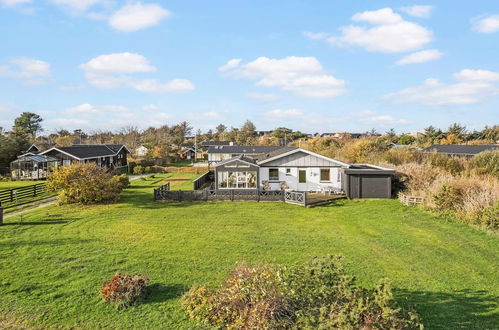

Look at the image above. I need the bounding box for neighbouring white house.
[134,145,149,157]
[212,146,394,198]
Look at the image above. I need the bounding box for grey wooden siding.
[262,151,344,167]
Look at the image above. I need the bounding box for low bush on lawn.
[101,273,149,309]
[133,165,144,175]
[182,256,422,329]
[48,163,129,204]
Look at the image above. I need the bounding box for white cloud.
[383,69,499,106]
[80,52,156,74]
[395,49,443,65]
[47,0,105,13]
[400,5,433,18]
[265,109,304,120]
[218,58,241,72]
[302,31,329,40]
[247,92,280,101]
[223,56,347,98]
[361,115,409,125]
[66,103,131,115]
[0,57,50,84]
[0,0,31,6]
[129,78,195,93]
[109,3,170,32]
[472,15,499,34]
[454,69,499,82]
[80,52,194,93]
[328,8,433,53]
[143,104,159,111]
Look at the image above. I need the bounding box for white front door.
[297,169,307,191]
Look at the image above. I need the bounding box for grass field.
[0,180,40,190]
[0,174,497,329]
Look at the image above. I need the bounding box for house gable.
[258,149,347,167]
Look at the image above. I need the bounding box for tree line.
[1,111,497,173]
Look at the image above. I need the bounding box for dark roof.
[207,145,283,154]
[199,140,233,147]
[44,144,128,159]
[253,146,298,161]
[26,144,40,153]
[422,144,498,156]
[215,155,258,166]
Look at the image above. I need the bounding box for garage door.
[360,175,388,198]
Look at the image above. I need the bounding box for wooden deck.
[306,193,345,207]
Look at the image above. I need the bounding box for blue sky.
[0,0,498,134]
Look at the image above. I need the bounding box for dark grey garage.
[341,165,395,199]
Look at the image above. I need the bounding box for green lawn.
[0,174,497,329]
[0,180,41,190]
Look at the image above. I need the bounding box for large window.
[320,169,330,182]
[218,171,257,189]
[299,170,306,183]
[269,168,279,181]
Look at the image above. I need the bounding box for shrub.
[133,165,144,175]
[477,202,499,229]
[472,150,499,177]
[48,163,127,205]
[342,138,387,163]
[433,185,460,211]
[144,166,152,174]
[182,264,291,329]
[101,273,149,309]
[383,147,420,165]
[425,153,465,175]
[182,256,422,329]
[115,174,130,189]
[286,256,421,329]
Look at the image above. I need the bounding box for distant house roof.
[199,140,233,147]
[207,145,283,154]
[422,144,498,156]
[253,146,298,162]
[41,144,129,160]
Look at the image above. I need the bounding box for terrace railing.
[0,183,56,209]
[284,191,307,206]
[193,171,214,190]
[152,187,316,206]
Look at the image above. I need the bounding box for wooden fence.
[0,183,56,209]
[399,193,424,206]
[154,182,309,205]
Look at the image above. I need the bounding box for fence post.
[256,190,260,202]
[0,201,3,226]
[231,189,234,201]
[33,184,36,197]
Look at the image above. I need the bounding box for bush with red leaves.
[101,273,149,309]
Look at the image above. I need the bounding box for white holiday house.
[214,147,349,193]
